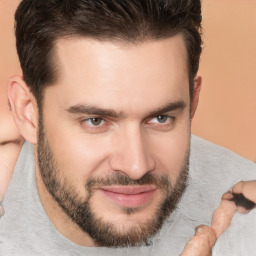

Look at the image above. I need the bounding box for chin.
[80,195,172,247]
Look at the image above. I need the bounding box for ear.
[8,75,38,144]
[190,75,202,119]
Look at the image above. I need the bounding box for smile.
[99,185,157,208]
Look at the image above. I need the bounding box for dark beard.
[37,116,189,247]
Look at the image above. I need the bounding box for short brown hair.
[15,0,202,104]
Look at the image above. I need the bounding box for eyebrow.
[66,100,186,119]
[66,104,126,119]
[147,101,187,118]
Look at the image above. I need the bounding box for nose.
[109,124,156,180]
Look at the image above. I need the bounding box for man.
[1,0,256,255]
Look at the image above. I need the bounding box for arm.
[0,139,23,201]
[0,100,23,213]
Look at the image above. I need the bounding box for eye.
[79,117,110,134]
[146,115,175,131]
[150,115,171,124]
[85,117,105,126]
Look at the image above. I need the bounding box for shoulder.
[190,135,256,182]
[14,140,34,169]
[175,136,256,224]
[213,210,256,255]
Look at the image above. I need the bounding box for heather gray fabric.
[1,136,256,255]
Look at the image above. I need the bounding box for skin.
[1,144,255,255]
[0,0,23,202]
[8,34,201,246]
[0,141,23,201]
[0,79,23,202]
[231,181,256,213]
[181,186,256,255]
[4,32,255,253]
[0,94,23,216]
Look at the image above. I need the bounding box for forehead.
[45,34,189,116]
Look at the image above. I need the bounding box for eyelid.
[78,114,175,131]
[85,117,105,126]
[145,115,176,132]
[79,116,111,134]
[146,114,175,123]
[79,115,103,121]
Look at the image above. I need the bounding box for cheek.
[42,117,112,191]
[150,121,190,182]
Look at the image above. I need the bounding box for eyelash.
[146,115,176,130]
[84,117,105,126]
[80,115,176,132]
[147,115,174,124]
[80,117,109,132]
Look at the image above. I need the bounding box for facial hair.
[37,116,189,247]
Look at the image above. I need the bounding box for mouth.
[99,185,157,208]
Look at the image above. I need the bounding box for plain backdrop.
[0,0,255,162]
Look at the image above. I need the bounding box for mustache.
[86,172,173,193]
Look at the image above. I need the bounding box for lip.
[99,185,157,208]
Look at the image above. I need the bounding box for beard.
[37,117,189,247]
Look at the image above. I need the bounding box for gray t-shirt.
[1,136,256,255]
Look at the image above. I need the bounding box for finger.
[181,193,237,256]
[0,140,23,201]
[181,225,216,256]
[211,193,236,238]
[231,193,255,214]
[231,181,256,205]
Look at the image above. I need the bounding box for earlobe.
[190,76,202,119]
[8,75,38,144]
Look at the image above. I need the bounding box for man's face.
[36,34,193,247]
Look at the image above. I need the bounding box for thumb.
[211,192,236,238]
[181,225,216,256]
[181,193,237,256]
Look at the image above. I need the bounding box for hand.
[231,181,256,213]
[0,91,24,215]
[0,140,23,199]
[0,139,23,217]
[181,193,236,256]
[181,181,256,255]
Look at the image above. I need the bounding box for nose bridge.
[110,123,155,180]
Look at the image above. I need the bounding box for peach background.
[0,0,256,161]
[193,0,256,162]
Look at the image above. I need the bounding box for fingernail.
[195,225,202,234]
